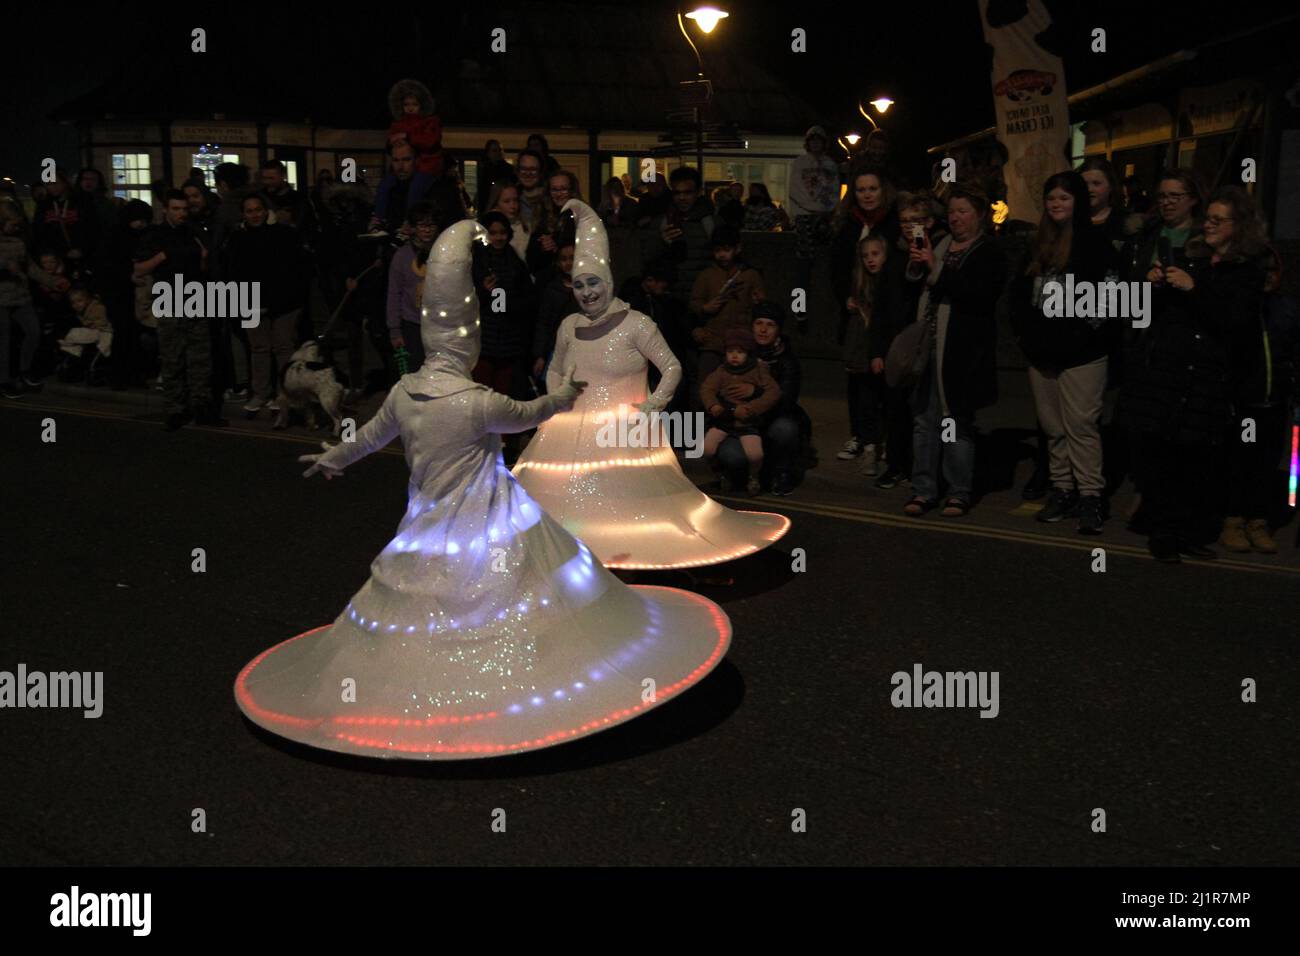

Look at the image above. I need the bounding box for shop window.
[111,153,151,200]
[189,152,240,188]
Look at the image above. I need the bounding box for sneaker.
[243,397,268,413]
[772,471,794,496]
[20,375,42,391]
[1,381,24,399]
[163,410,191,431]
[194,407,229,428]
[225,387,251,403]
[836,437,863,460]
[1245,519,1278,554]
[1076,495,1104,535]
[874,470,905,490]
[1149,535,1181,564]
[1036,488,1079,523]
[746,476,762,496]
[267,399,281,411]
[1021,466,1049,501]
[857,443,879,476]
[1219,517,1250,553]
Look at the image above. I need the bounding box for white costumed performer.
[512,199,790,569]
[234,220,731,759]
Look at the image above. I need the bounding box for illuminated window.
[111,153,151,200]
[190,151,240,188]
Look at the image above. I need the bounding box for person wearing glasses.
[1118,185,1266,564]
[514,149,548,235]
[1116,168,1206,527]
[527,170,580,279]
[1121,168,1205,281]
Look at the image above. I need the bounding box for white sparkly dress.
[512,201,789,570]
[234,222,731,759]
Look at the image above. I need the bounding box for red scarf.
[851,204,887,230]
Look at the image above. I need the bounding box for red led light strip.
[235,587,730,755]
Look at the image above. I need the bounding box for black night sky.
[3,0,1292,182]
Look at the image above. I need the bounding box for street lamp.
[685,5,728,34]
[844,132,862,146]
[676,5,729,173]
[858,97,895,131]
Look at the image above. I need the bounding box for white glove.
[298,441,345,480]
[550,367,587,410]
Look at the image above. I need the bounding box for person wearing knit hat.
[513,199,790,568]
[237,219,736,760]
[746,299,809,496]
[700,325,782,496]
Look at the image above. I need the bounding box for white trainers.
[266,399,281,411]
[836,437,863,460]
[858,443,879,476]
[243,397,267,413]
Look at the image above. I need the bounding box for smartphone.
[1157,236,1172,269]
[911,224,925,248]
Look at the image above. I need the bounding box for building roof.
[52,5,820,136]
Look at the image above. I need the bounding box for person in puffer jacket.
[386,78,443,179]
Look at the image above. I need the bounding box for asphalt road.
[2,401,1297,866]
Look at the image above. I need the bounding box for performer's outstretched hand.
[551,368,588,410]
[299,442,344,480]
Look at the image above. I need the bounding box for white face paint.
[572,274,610,318]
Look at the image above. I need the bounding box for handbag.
[885,314,932,388]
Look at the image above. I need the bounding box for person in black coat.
[473,211,537,397]
[221,193,308,413]
[828,168,901,463]
[714,300,807,495]
[903,184,1007,516]
[877,192,945,486]
[1008,170,1119,533]
[1118,185,1266,563]
[619,258,691,415]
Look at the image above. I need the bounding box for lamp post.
[857,97,894,130]
[676,5,729,173]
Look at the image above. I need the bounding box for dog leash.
[316,259,382,344]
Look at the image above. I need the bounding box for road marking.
[715,494,1300,579]
[9,401,1296,579]
[1,400,405,456]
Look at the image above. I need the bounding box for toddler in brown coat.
[700,327,781,494]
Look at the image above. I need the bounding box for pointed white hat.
[419,219,487,376]
[563,198,613,287]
